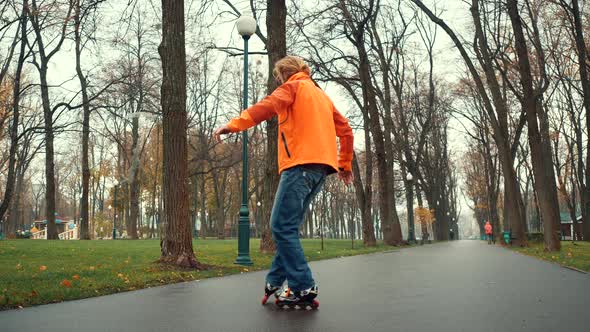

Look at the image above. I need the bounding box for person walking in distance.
[485,221,493,245]
[214,56,354,309]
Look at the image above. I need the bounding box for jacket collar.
[287,71,310,82]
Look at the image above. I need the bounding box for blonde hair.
[272,56,311,83]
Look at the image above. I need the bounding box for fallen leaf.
[117,273,124,278]
[16,263,22,270]
[30,290,38,297]
[89,266,96,271]
[72,275,80,280]
[60,279,72,288]
[39,265,47,271]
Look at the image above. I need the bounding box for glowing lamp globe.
[236,14,257,37]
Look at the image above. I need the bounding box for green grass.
[0,239,395,310]
[513,241,590,273]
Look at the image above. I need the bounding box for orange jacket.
[226,72,354,174]
[484,222,492,235]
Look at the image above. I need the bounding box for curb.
[562,265,588,274]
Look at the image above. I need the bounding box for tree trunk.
[216,206,225,239]
[259,0,286,253]
[158,0,201,268]
[41,65,58,240]
[7,175,22,236]
[352,151,376,246]
[129,117,140,239]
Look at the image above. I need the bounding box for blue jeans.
[266,165,328,291]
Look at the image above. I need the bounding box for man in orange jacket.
[484,221,493,245]
[214,56,354,308]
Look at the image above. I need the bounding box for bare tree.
[74,0,106,239]
[505,0,560,250]
[26,0,75,240]
[0,0,28,225]
[158,0,201,268]
[554,0,590,241]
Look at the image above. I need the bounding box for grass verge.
[512,241,590,273]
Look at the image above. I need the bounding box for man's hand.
[338,170,354,185]
[213,125,232,143]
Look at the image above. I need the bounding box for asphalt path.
[1,240,588,332]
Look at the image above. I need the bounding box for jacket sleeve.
[333,105,354,171]
[226,81,299,132]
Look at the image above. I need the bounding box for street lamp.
[406,172,415,244]
[234,13,256,266]
[113,180,119,240]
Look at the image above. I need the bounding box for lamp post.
[234,13,256,266]
[406,172,415,244]
[256,201,261,237]
[113,180,119,240]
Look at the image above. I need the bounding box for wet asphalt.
[0,240,588,332]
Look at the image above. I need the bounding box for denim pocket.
[301,168,324,192]
[302,171,313,191]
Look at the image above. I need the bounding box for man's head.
[273,56,310,84]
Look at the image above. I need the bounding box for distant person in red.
[484,221,493,244]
